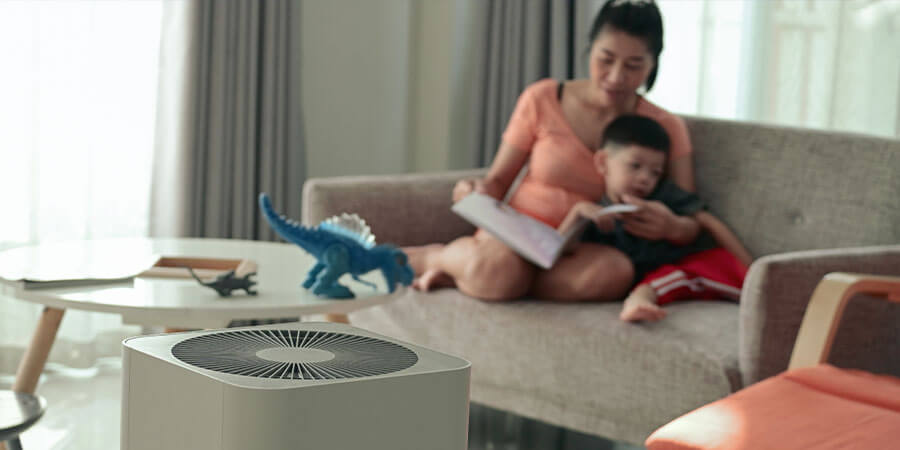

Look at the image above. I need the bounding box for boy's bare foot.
[620,284,666,322]
[412,269,456,291]
[620,302,667,322]
[403,244,444,275]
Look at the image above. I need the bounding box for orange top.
[501,79,692,227]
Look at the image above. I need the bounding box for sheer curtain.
[0,1,163,376]
[650,0,900,139]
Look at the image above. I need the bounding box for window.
[650,0,900,138]
[0,0,163,249]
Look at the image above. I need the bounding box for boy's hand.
[621,195,700,244]
[619,195,676,241]
[574,202,616,232]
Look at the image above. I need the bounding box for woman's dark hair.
[601,115,670,155]
[589,0,664,92]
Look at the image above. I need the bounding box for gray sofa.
[302,116,900,445]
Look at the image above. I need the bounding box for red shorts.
[637,247,748,305]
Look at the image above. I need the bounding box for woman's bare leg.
[416,231,536,301]
[531,243,634,301]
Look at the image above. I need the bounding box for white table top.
[0,238,401,328]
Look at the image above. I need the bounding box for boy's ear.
[593,150,608,174]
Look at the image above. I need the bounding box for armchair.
[646,273,900,449]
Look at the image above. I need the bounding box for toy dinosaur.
[259,193,414,299]
[185,267,258,297]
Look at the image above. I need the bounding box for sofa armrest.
[301,169,487,247]
[739,245,900,386]
[789,273,900,370]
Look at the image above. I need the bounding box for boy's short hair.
[600,115,670,155]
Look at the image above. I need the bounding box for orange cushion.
[646,364,900,450]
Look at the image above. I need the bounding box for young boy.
[558,115,748,322]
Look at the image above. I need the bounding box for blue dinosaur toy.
[259,193,414,299]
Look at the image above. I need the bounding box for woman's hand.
[620,195,698,243]
[452,178,504,203]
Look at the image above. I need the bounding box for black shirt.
[581,180,717,281]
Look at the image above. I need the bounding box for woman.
[411,0,750,301]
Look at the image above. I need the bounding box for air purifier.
[121,322,470,450]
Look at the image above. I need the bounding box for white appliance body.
[121,322,470,450]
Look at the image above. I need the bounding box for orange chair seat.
[646,364,900,449]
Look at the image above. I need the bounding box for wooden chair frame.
[789,272,900,369]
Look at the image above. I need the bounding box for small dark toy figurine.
[258,193,414,299]
[185,267,258,297]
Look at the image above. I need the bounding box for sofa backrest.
[685,117,900,257]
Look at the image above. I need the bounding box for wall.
[409,0,454,172]
[301,0,456,178]
[301,0,411,177]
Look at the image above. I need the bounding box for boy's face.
[595,144,665,203]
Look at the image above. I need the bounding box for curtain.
[448,0,606,169]
[0,1,162,377]
[649,0,900,139]
[151,0,306,242]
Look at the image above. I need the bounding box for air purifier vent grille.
[171,329,418,380]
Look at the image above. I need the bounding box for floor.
[3,358,642,450]
[1,358,122,450]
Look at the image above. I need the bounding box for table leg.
[12,307,65,394]
[324,313,349,324]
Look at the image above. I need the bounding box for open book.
[15,254,159,290]
[16,256,255,290]
[451,192,637,269]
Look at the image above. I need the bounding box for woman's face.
[588,28,655,105]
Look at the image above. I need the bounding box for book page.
[452,193,561,268]
[451,193,638,269]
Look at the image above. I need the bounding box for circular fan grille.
[172,330,418,380]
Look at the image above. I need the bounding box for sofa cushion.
[685,117,900,258]
[645,364,900,449]
[350,290,742,444]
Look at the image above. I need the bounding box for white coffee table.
[0,238,404,394]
